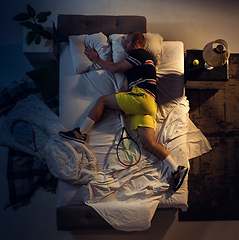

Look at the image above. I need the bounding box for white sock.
[80,117,95,134]
[163,155,178,173]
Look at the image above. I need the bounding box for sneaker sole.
[174,167,188,192]
[59,132,85,144]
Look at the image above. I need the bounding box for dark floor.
[180,54,239,221]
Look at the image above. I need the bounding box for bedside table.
[23,21,59,69]
[185,49,229,89]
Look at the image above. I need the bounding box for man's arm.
[85,47,133,73]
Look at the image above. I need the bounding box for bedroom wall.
[2,0,239,51]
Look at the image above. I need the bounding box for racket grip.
[120,115,125,128]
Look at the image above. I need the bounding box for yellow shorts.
[116,86,157,131]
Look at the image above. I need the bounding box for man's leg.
[80,94,122,134]
[59,93,121,142]
[88,94,122,122]
[137,126,174,163]
[137,126,188,192]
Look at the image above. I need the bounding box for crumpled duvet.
[0,94,211,231]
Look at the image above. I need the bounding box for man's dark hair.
[128,31,145,47]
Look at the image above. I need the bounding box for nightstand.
[23,20,59,69]
[185,49,229,89]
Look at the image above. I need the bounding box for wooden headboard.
[57,14,147,42]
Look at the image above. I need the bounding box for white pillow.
[69,32,111,74]
[144,32,163,66]
[108,34,128,63]
[109,33,163,66]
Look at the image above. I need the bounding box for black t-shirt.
[125,49,157,99]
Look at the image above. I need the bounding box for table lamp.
[202,39,230,70]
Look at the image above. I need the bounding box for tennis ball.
[193,59,199,66]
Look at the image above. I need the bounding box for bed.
[0,14,211,231]
[53,15,212,231]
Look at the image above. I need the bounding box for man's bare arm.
[85,46,133,73]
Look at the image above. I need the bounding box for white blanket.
[0,94,211,231]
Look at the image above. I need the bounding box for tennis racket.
[11,120,45,164]
[116,115,141,166]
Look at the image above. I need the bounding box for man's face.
[123,34,135,53]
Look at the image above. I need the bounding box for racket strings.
[11,121,34,145]
[117,138,141,166]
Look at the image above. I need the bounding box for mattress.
[57,40,189,210]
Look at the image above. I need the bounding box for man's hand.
[85,46,99,62]
[85,47,133,73]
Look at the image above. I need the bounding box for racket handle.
[120,115,125,128]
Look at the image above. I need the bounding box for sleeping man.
[59,31,188,192]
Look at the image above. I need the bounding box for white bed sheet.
[57,41,211,213]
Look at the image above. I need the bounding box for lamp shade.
[202,39,230,67]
